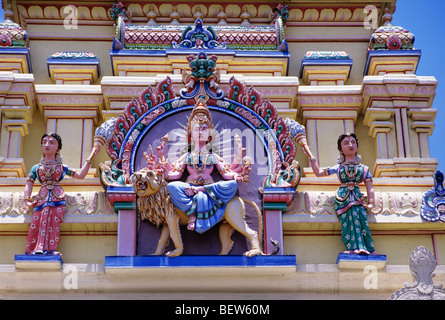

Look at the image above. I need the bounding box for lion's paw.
[243,249,263,257]
[166,248,183,257]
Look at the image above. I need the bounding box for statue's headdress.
[187,98,214,145]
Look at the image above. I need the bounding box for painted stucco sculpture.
[420,170,445,222]
[390,246,445,300]
[23,132,99,256]
[0,0,441,299]
[305,132,376,255]
[97,51,307,255]
[112,13,286,52]
[98,51,304,192]
[130,118,263,256]
[368,8,414,51]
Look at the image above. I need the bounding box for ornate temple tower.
[0,0,442,300]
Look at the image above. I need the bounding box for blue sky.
[393,0,445,169]
[0,2,443,169]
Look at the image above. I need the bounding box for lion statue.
[130,168,267,257]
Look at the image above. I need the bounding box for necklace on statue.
[40,156,62,178]
[344,162,359,180]
[41,162,56,178]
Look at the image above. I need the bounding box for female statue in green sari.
[305,132,376,254]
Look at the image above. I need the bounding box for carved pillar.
[0,73,35,177]
[362,74,438,177]
[117,209,137,255]
[409,108,436,158]
[391,96,414,158]
[107,186,137,256]
[35,85,103,172]
[363,107,394,159]
[0,5,33,177]
[262,187,295,255]
[297,85,361,174]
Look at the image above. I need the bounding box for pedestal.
[14,254,63,270]
[105,255,297,271]
[336,253,387,270]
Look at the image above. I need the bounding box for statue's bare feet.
[49,250,63,259]
[187,215,196,231]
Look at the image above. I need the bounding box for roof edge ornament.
[172,18,226,50]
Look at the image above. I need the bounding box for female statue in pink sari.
[23,132,99,256]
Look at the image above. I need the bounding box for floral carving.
[66,192,98,215]
[0,192,13,215]
[0,191,114,217]
[0,33,12,47]
[386,34,402,50]
[389,192,421,215]
[306,191,336,215]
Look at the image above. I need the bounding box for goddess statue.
[148,100,251,234]
[23,132,99,256]
[304,132,376,255]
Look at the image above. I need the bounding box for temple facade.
[0,0,443,300]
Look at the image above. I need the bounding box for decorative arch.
[97,52,303,191]
[96,51,307,255]
[129,104,278,176]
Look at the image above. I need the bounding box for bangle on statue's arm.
[233,173,245,182]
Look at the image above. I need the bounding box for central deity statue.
[126,52,265,257]
[97,51,305,256]
[133,98,261,257]
[147,99,250,234]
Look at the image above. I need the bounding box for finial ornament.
[193,6,203,22]
[170,6,180,25]
[146,5,157,26]
[368,6,414,51]
[4,0,14,22]
[240,8,251,26]
[217,8,228,25]
[390,246,445,300]
[382,7,393,26]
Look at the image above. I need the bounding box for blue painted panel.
[105,255,296,268]
[336,253,387,264]
[15,254,63,264]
